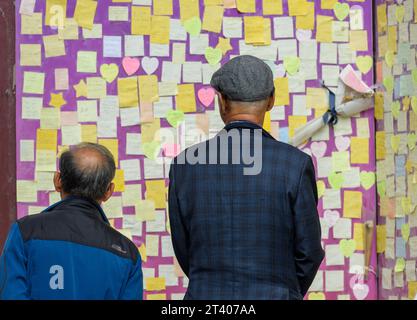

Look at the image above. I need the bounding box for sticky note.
[37,129,58,151]
[353,223,365,251]
[349,30,368,51]
[202,6,224,33]
[112,169,125,192]
[153,0,173,15]
[274,78,290,105]
[17,180,38,203]
[138,75,159,103]
[350,137,369,164]
[377,4,387,33]
[135,200,156,221]
[263,0,283,15]
[23,72,45,95]
[86,77,107,99]
[43,35,66,58]
[387,25,397,53]
[81,125,97,143]
[288,116,307,138]
[98,139,119,165]
[321,0,337,9]
[46,0,67,28]
[376,225,386,253]
[21,13,43,34]
[244,16,266,44]
[150,15,170,44]
[77,51,97,73]
[236,0,256,13]
[376,131,386,160]
[306,87,328,110]
[176,84,197,113]
[316,15,333,43]
[296,1,315,30]
[58,18,80,40]
[179,0,200,22]
[343,191,363,219]
[145,277,166,291]
[145,180,166,209]
[20,44,41,66]
[118,77,139,108]
[288,0,309,16]
[74,0,98,30]
[132,6,151,35]
[141,118,161,143]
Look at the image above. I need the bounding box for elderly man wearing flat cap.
[168,55,324,300]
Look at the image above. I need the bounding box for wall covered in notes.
[16,0,378,299]
[375,0,417,300]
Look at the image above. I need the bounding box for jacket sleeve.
[168,163,190,276]
[120,256,143,300]
[0,223,30,300]
[293,156,325,297]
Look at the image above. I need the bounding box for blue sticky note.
[279,127,289,143]
[399,74,413,97]
[396,217,406,230]
[394,77,401,99]
[396,236,406,258]
[103,36,122,58]
[395,155,406,177]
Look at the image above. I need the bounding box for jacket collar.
[223,120,275,140]
[42,195,110,224]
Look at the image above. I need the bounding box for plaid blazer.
[168,120,324,300]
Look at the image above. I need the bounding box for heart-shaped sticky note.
[311,141,327,158]
[411,96,417,115]
[205,47,222,66]
[143,141,161,160]
[339,239,356,257]
[395,5,405,23]
[317,180,326,199]
[295,29,312,41]
[329,172,344,189]
[377,181,386,197]
[352,283,369,300]
[391,101,401,119]
[401,223,410,242]
[412,69,417,85]
[390,135,400,153]
[323,210,340,228]
[166,109,184,128]
[355,55,373,74]
[394,257,406,273]
[383,76,394,93]
[122,57,140,76]
[142,56,159,75]
[335,136,350,151]
[385,51,395,68]
[283,56,301,76]
[308,292,326,300]
[360,171,375,190]
[198,87,215,107]
[100,63,119,83]
[184,16,201,36]
[334,2,350,21]
[408,133,417,150]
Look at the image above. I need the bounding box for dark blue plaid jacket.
[168,120,324,300]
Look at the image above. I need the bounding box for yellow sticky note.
[86,77,107,99]
[296,1,315,30]
[288,116,307,138]
[377,4,387,33]
[135,200,156,221]
[262,0,283,15]
[176,84,196,113]
[179,0,200,22]
[349,30,368,52]
[376,225,386,253]
[288,0,309,16]
[353,223,365,251]
[98,139,119,165]
[263,111,271,133]
[388,25,397,53]
[74,0,98,30]
[146,180,166,209]
[77,51,97,73]
[37,129,57,151]
[306,87,328,109]
[321,0,337,9]
[58,18,80,40]
[43,35,66,58]
[374,92,384,120]
[23,72,45,95]
[376,131,386,160]
[316,15,333,43]
[46,0,67,27]
[261,18,272,46]
[141,119,161,143]
[112,169,125,192]
[150,15,170,44]
[350,137,369,164]
[244,16,266,44]
[274,78,290,106]
[202,6,224,33]
[132,6,151,35]
[153,0,173,15]
[139,75,159,103]
[21,13,43,35]
[147,294,166,300]
[118,77,139,108]
[236,0,256,13]
[20,44,41,66]
[139,243,147,262]
[332,151,350,171]
[408,282,417,300]
[145,277,166,291]
[81,125,97,143]
[343,191,362,219]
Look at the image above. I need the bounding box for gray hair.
[59,143,116,201]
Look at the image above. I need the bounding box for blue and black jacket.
[0,196,142,300]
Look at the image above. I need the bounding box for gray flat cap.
[210,55,274,102]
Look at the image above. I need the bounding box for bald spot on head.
[72,147,107,173]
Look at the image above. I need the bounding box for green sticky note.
[23,71,45,94]
[77,51,97,73]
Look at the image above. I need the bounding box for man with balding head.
[0,143,142,300]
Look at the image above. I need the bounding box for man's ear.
[53,172,63,193]
[102,182,115,203]
[266,93,275,111]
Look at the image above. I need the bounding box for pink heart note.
[198,87,215,107]
[335,136,350,151]
[122,57,140,76]
[311,141,327,158]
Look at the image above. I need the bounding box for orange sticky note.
[274,78,290,106]
[350,137,369,164]
[343,191,362,219]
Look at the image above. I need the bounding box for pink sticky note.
[163,144,181,158]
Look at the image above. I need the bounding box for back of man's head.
[59,143,116,201]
